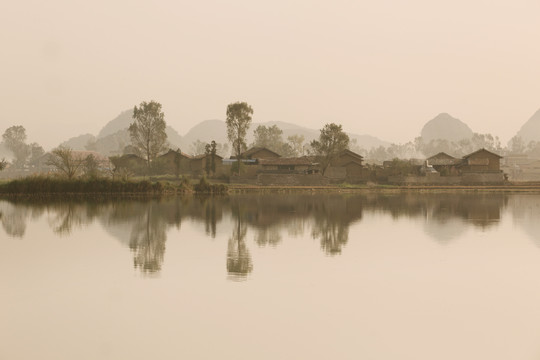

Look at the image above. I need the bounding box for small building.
[459,148,502,173]
[234,147,281,160]
[258,157,316,174]
[156,149,192,174]
[331,149,364,167]
[326,149,365,181]
[190,153,224,176]
[426,152,461,176]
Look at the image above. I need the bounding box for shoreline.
[3,176,540,197]
[227,183,540,194]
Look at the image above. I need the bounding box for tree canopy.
[129,101,168,169]
[310,123,350,174]
[2,125,29,168]
[226,102,253,160]
[251,125,295,157]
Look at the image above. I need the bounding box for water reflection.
[0,193,527,277]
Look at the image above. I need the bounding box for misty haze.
[2,1,540,359]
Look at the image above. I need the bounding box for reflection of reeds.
[0,176,198,195]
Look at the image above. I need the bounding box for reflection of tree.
[46,202,100,235]
[508,195,540,249]
[0,203,28,238]
[254,227,282,247]
[129,205,167,274]
[312,218,349,255]
[202,197,218,238]
[310,196,362,255]
[227,207,252,280]
[0,192,511,277]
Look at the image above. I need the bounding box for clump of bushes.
[193,176,227,194]
[0,176,180,195]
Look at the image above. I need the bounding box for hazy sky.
[1,0,540,149]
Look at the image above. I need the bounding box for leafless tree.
[47,146,82,179]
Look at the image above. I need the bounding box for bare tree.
[47,146,82,179]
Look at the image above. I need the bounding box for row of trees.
[358,133,538,163]
[224,101,351,174]
[1,126,45,169]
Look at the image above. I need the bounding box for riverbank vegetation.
[0,176,228,196]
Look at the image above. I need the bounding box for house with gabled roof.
[459,148,503,173]
[325,149,365,181]
[233,147,281,160]
[426,152,462,176]
[156,148,192,175]
[258,157,317,173]
[190,153,224,176]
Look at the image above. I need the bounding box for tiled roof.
[191,153,224,160]
[159,149,192,159]
[339,149,364,159]
[240,147,281,158]
[259,157,313,166]
[462,148,503,159]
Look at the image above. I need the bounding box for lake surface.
[2,193,540,359]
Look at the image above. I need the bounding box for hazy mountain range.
[60,110,391,156]
[516,108,540,144]
[420,113,474,143]
[57,108,540,157]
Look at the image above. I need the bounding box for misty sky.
[1,0,540,149]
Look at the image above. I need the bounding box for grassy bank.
[226,182,540,194]
[0,176,227,196]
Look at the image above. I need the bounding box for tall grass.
[0,176,200,195]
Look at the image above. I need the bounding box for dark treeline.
[0,193,515,278]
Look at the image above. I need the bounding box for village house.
[426,152,461,176]
[156,149,192,175]
[459,148,503,173]
[324,149,366,182]
[190,153,224,176]
[258,157,316,174]
[389,148,505,185]
[233,147,281,160]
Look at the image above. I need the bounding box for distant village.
[2,104,540,185]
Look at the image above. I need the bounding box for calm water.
[2,193,540,359]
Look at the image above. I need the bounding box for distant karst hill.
[58,110,390,156]
[421,113,474,143]
[58,110,184,155]
[97,110,133,139]
[516,108,540,143]
[183,119,389,150]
